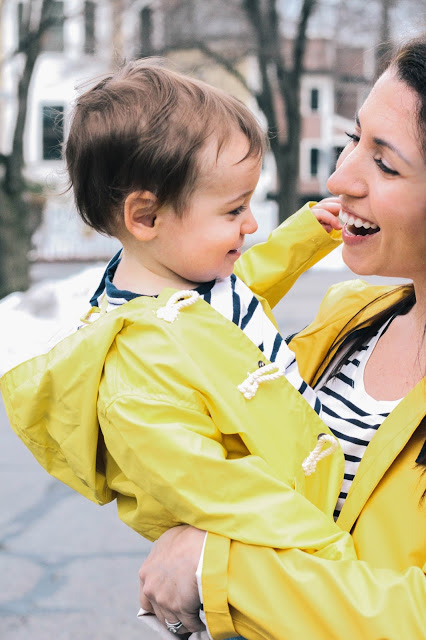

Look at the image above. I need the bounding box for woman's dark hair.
[313,285,415,386]
[392,35,426,160]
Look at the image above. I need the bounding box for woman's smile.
[339,210,379,234]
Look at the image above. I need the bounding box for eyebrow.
[355,114,412,166]
[225,190,252,205]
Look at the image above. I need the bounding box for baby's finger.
[313,202,341,216]
[316,196,340,204]
[314,209,342,230]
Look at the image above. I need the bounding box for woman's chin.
[341,246,376,277]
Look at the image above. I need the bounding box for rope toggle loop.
[302,433,339,476]
[156,290,200,323]
[238,362,286,399]
[79,305,102,326]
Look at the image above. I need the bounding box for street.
[0,263,405,639]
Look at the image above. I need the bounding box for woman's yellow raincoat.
[201,279,426,639]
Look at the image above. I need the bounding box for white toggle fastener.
[156,290,200,323]
[238,362,286,399]
[302,433,339,476]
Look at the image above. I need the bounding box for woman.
[138,36,426,639]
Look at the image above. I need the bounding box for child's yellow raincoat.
[1,205,354,558]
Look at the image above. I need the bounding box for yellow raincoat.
[202,281,426,639]
[1,204,354,560]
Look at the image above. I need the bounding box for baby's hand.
[312,197,342,233]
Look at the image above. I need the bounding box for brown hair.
[391,35,426,159]
[65,58,267,235]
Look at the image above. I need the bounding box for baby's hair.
[65,58,267,235]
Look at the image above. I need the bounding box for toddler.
[1,60,353,563]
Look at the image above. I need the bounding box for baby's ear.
[124,190,158,240]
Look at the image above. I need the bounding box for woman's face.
[327,69,426,285]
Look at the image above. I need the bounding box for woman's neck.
[411,279,426,342]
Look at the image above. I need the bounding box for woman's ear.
[124,191,159,241]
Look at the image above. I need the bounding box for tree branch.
[160,40,252,93]
[6,0,57,193]
[293,0,317,76]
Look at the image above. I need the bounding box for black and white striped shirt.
[316,317,401,518]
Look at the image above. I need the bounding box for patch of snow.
[0,266,104,375]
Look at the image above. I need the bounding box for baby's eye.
[228,205,247,216]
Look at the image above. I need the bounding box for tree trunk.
[0,187,43,297]
[243,0,315,224]
[274,142,300,223]
[0,0,56,298]
[375,0,395,77]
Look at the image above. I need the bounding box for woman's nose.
[327,146,367,198]
[242,208,258,235]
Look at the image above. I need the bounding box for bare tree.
[334,0,425,77]
[243,0,317,221]
[0,0,60,298]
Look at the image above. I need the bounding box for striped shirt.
[90,251,321,416]
[316,316,401,518]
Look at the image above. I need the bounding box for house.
[298,38,374,203]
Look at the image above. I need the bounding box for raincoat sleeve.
[99,391,355,559]
[202,534,426,640]
[234,202,342,309]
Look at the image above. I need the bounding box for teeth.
[339,210,378,231]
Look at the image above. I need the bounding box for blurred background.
[0,1,424,638]
[0,0,425,298]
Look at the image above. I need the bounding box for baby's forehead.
[197,132,258,178]
[193,139,262,204]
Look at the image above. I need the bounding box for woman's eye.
[345,131,360,144]
[374,158,399,176]
[228,205,247,216]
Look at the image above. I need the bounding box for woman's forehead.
[359,70,424,163]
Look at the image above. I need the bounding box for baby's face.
[150,133,262,288]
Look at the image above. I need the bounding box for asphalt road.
[1,263,406,639]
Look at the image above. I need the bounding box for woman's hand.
[312,196,342,232]
[139,525,207,635]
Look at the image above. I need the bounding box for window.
[84,1,96,54]
[42,105,64,160]
[139,6,153,56]
[310,148,320,177]
[42,1,64,52]
[332,146,345,172]
[310,88,319,112]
